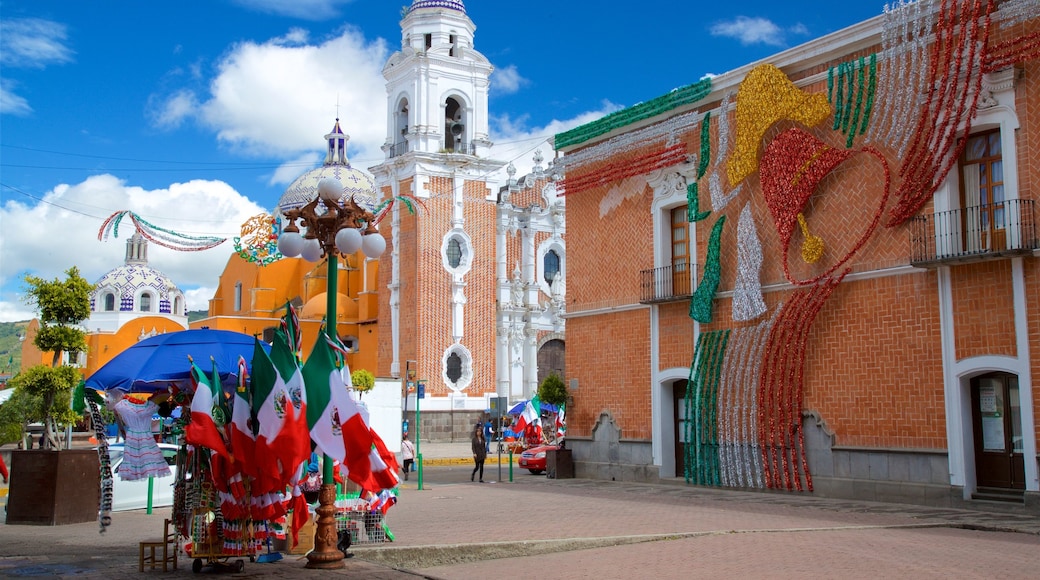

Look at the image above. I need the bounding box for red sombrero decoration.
[759,128,891,286]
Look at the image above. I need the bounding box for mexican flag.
[272,325,311,471]
[185,358,229,459]
[555,403,567,440]
[303,333,373,486]
[513,394,542,438]
[250,336,306,494]
[228,355,256,478]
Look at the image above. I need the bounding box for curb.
[419,457,513,467]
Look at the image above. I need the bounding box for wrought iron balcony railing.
[639,263,694,304]
[909,199,1038,266]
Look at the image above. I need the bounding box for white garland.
[867,0,935,156]
[556,110,701,174]
[733,203,767,322]
[996,0,1039,28]
[88,397,114,533]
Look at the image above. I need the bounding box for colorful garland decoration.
[98,210,227,251]
[559,143,689,196]
[887,0,993,227]
[828,55,878,149]
[555,78,712,149]
[373,193,429,225]
[758,128,891,286]
[234,213,281,266]
[708,92,743,212]
[727,64,832,188]
[697,111,712,179]
[686,182,710,222]
[689,215,725,323]
[867,0,935,157]
[757,272,845,491]
[733,202,767,322]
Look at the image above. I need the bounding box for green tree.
[19,267,92,448]
[537,372,568,408]
[351,368,375,396]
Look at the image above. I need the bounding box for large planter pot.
[6,449,100,526]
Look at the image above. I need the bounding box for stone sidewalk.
[1,471,1038,579]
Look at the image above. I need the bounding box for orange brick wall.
[566,309,652,440]
[564,18,1040,458]
[950,261,1018,360]
[377,175,497,399]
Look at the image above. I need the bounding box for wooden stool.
[139,518,178,572]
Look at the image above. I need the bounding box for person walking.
[401,433,415,481]
[471,424,487,483]
[0,451,8,484]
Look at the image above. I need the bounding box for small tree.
[537,372,568,408]
[20,267,92,449]
[351,368,375,397]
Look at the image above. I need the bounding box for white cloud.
[491,64,529,95]
[0,84,32,116]
[151,89,199,130]
[182,287,217,313]
[269,153,322,187]
[486,101,623,188]
[0,175,266,322]
[0,18,74,68]
[230,0,355,21]
[151,26,390,165]
[710,16,790,47]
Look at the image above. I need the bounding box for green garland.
[690,216,726,323]
[687,183,710,222]
[555,78,712,149]
[697,111,711,179]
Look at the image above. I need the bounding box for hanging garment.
[113,397,171,481]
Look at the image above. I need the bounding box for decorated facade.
[558,0,1040,509]
[370,0,565,430]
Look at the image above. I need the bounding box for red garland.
[888,0,993,227]
[559,144,688,196]
[983,30,1040,72]
[758,272,844,491]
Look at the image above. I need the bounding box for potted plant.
[6,267,100,525]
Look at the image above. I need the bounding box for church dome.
[301,292,358,321]
[276,119,378,217]
[90,233,185,315]
[409,0,465,13]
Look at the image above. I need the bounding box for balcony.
[639,263,694,304]
[909,199,1039,267]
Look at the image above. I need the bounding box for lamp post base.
[304,484,344,569]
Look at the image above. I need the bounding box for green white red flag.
[185,358,230,459]
[303,332,373,487]
[228,355,257,478]
[513,394,542,439]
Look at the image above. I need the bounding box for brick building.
[557,1,1039,510]
[369,0,565,440]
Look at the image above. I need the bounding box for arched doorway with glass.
[970,372,1025,492]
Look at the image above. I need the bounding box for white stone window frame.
[441,342,473,393]
[536,238,566,297]
[94,285,119,312]
[441,229,474,276]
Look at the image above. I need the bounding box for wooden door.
[971,373,1025,489]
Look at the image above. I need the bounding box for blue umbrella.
[85,328,267,394]
[507,400,559,415]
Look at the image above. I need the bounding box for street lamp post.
[277,177,385,569]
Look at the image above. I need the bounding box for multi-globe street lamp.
[277,176,385,569]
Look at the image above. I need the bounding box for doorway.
[970,372,1025,490]
[673,380,689,479]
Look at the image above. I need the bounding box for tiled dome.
[409,0,465,13]
[276,119,378,216]
[90,234,183,315]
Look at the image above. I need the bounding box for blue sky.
[0,0,885,322]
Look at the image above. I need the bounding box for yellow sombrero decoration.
[727,64,831,188]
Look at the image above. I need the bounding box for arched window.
[446,352,462,384]
[543,250,561,285]
[140,293,152,312]
[234,282,243,312]
[104,293,116,312]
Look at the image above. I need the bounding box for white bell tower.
[381,0,494,158]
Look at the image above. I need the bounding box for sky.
[0,0,887,323]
